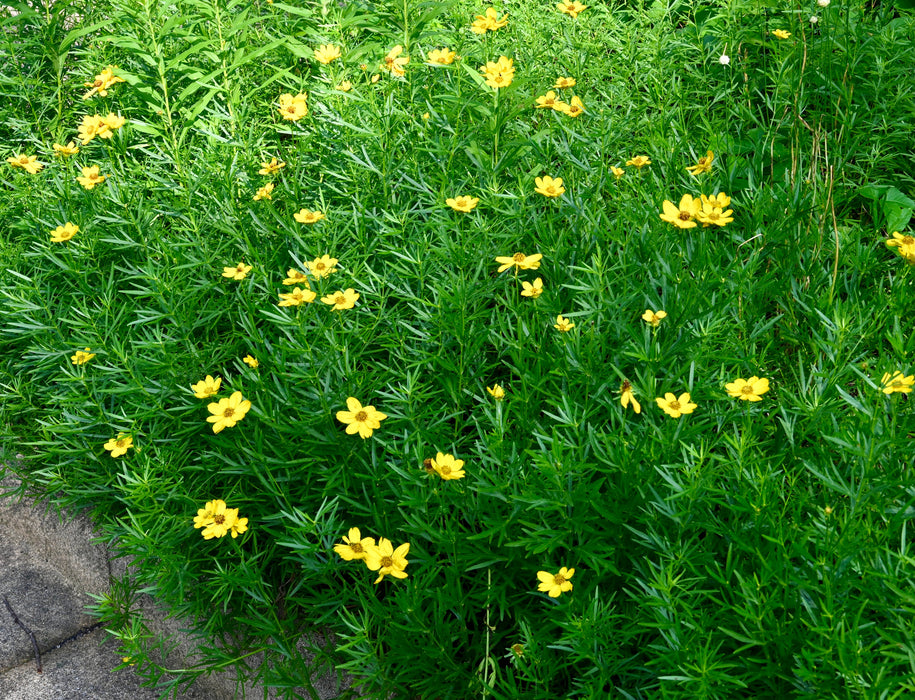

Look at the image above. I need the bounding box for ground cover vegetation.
[2,0,915,696]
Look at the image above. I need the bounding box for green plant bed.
[2,0,915,697]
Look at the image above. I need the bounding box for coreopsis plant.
[642,309,667,327]
[611,166,625,179]
[426,48,456,66]
[194,500,248,539]
[471,7,508,33]
[258,157,285,175]
[557,1,588,18]
[206,391,252,433]
[190,375,222,399]
[77,165,106,189]
[446,195,479,212]
[886,232,915,261]
[881,371,914,394]
[82,65,125,99]
[307,256,338,279]
[620,380,641,413]
[334,528,375,561]
[535,175,565,197]
[50,223,79,242]
[321,288,359,310]
[487,384,505,400]
[278,92,308,121]
[336,397,387,438]
[554,315,574,332]
[313,44,341,64]
[430,452,465,480]
[554,76,576,88]
[480,56,515,89]
[656,392,697,418]
[294,208,325,224]
[364,538,410,583]
[253,183,274,201]
[283,269,309,286]
[626,155,651,168]
[535,91,559,109]
[53,142,79,157]
[278,287,317,306]
[772,29,792,39]
[557,96,584,117]
[381,46,409,77]
[660,194,700,228]
[520,278,544,298]
[104,433,134,457]
[686,150,714,175]
[725,377,770,401]
[242,355,259,368]
[496,252,542,273]
[537,567,575,597]
[335,80,352,92]
[222,262,252,280]
[7,154,43,173]
[696,198,734,226]
[70,348,96,365]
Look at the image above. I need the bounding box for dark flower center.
[350,542,363,553]
[223,408,235,418]
[741,386,754,395]
[669,401,681,410]
[335,295,346,304]
[513,253,525,263]
[380,556,393,568]
[441,465,452,474]
[214,514,225,524]
[355,410,368,422]
[553,574,566,585]
[679,211,691,220]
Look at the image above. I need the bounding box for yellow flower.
[642,309,667,327]
[702,192,731,208]
[685,150,714,176]
[446,195,479,212]
[556,95,584,117]
[655,392,697,418]
[535,91,559,109]
[307,255,339,279]
[659,194,700,229]
[725,376,770,401]
[371,74,381,84]
[314,44,342,64]
[278,286,317,306]
[242,355,259,368]
[82,66,125,99]
[554,315,574,332]
[71,347,96,365]
[772,29,791,39]
[104,433,134,458]
[620,380,641,414]
[53,142,79,157]
[336,397,387,439]
[426,48,456,65]
[258,157,285,175]
[521,277,544,298]
[50,222,79,242]
[364,537,410,584]
[336,80,353,92]
[610,166,625,179]
[886,232,915,259]
[7,154,44,174]
[100,113,126,133]
[193,499,224,529]
[495,252,542,273]
[487,384,505,400]
[554,76,576,89]
[534,175,565,198]
[77,165,106,190]
[278,92,308,121]
[228,514,249,538]
[421,112,430,120]
[321,288,359,310]
[253,182,274,201]
[537,567,574,597]
[471,7,508,34]
[283,268,309,285]
[626,155,651,168]
[431,452,465,480]
[381,45,409,77]
[206,391,252,433]
[222,262,252,280]
[334,527,376,561]
[294,208,325,224]
[881,371,914,395]
[191,375,222,399]
[480,56,515,90]
[557,1,588,17]
[695,200,734,227]
[78,115,109,144]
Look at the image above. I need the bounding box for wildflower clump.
[278,92,308,121]
[471,7,508,34]
[194,499,248,539]
[480,56,515,89]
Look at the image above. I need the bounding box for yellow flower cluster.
[193,499,249,539]
[78,113,126,145]
[660,192,734,229]
[335,528,410,584]
[83,66,125,100]
[471,7,508,34]
[480,56,515,90]
[278,92,308,121]
[6,154,43,174]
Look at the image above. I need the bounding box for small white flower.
[817,0,829,6]
[810,14,818,22]
[719,53,730,65]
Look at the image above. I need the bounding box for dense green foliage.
[2,0,915,697]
